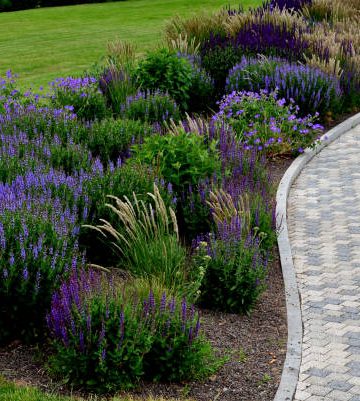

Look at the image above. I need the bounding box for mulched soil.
[0,157,293,401]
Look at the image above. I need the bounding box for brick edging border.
[273,112,360,401]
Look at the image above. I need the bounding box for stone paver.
[288,124,360,400]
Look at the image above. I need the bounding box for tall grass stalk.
[84,184,187,291]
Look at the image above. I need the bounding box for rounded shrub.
[194,232,268,314]
[50,76,108,121]
[121,91,181,124]
[131,131,221,239]
[135,48,193,110]
[131,131,221,193]
[80,118,154,165]
[47,269,219,393]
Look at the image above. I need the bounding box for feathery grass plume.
[166,33,201,55]
[301,0,360,23]
[83,184,187,292]
[304,20,360,61]
[106,39,137,70]
[304,54,343,78]
[207,189,252,237]
[164,11,228,46]
[99,40,138,113]
[225,6,308,38]
[166,113,211,136]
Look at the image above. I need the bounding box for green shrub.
[131,131,221,239]
[135,49,193,110]
[50,76,108,121]
[47,269,219,393]
[131,131,220,193]
[201,45,241,94]
[49,142,92,175]
[122,91,181,125]
[194,235,267,314]
[81,118,153,165]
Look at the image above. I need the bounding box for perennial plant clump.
[47,269,219,393]
[213,90,324,155]
[50,76,108,121]
[226,57,342,116]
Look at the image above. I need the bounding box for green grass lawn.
[0,376,193,401]
[0,0,260,89]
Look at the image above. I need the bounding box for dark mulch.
[0,158,293,401]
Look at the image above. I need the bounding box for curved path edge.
[273,112,360,401]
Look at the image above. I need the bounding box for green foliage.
[84,185,188,293]
[251,196,277,251]
[132,131,220,240]
[122,91,181,124]
[195,238,267,314]
[131,131,220,192]
[47,271,219,393]
[135,49,193,110]
[201,45,241,94]
[50,77,108,121]
[49,142,92,175]
[81,118,153,165]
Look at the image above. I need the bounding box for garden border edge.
[273,111,360,401]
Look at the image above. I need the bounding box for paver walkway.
[287,124,360,401]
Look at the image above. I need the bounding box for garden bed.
[0,242,287,401]
[1,0,360,399]
[0,157,291,401]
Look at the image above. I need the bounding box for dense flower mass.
[226,57,342,115]
[46,268,210,392]
[213,90,324,154]
[201,11,310,64]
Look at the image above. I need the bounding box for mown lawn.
[0,0,259,89]
[0,376,191,401]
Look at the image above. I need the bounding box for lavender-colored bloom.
[148,290,155,311]
[226,58,342,116]
[101,347,106,362]
[168,297,176,315]
[160,292,166,313]
[22,267,29,281]
[79,330,85,352]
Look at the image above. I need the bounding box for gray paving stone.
[328,380,353,392]
[287,124,360,400]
